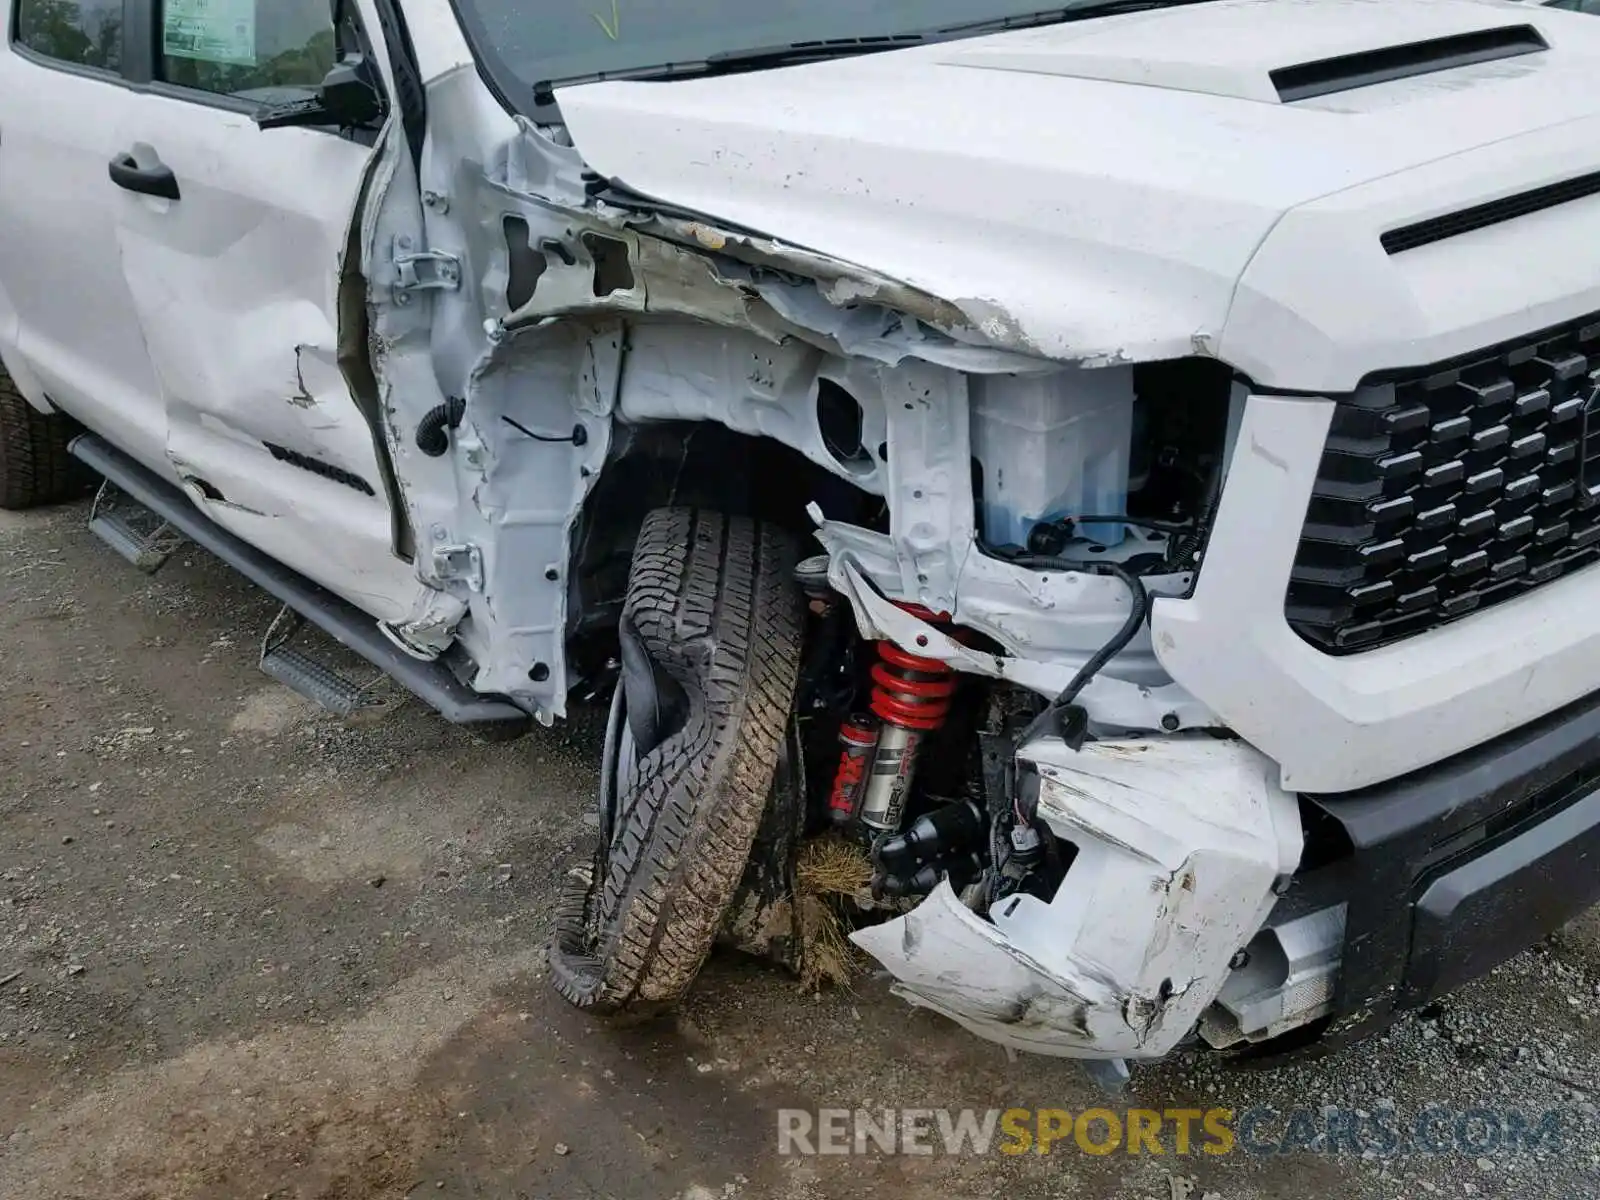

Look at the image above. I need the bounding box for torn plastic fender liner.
[852,736,1302,1059]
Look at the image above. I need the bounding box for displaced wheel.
[0,369,87,510]
[550,507,804,1014]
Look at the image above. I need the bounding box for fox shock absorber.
[855,605,959,834]
[827,716,878,826]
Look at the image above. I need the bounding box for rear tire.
[549,507,804,1014]
[0,370,88,510]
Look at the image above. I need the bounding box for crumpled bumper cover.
[852,736,1303,1059]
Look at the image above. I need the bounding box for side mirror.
[255,55,385,131]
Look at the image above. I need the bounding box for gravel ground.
[1,500,1597,1200]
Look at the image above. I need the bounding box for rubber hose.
[415,396,467,457]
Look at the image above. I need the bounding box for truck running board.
[260,604,385,718]
[69,434,531,739]
[88,480,186,573]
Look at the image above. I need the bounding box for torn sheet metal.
[822,540,1214,733]
[494,194,1052,376]
[445,319,621,719]
[381,585,470,660]
[853,735,1302,1058]
[478,119,1058,376]
[744,268,1054,375]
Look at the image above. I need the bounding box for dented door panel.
[109,70,416,619]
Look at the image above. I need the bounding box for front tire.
[549,507,804,1014]
[0,370,88,510]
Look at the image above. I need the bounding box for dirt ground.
[2,500,1598,1200]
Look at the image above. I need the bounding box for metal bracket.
[432,543,484,593]
[392,235,461,306]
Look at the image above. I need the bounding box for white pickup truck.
[4,0,1600,1071]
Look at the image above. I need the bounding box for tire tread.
[0,371,88,510]
[549,507,803,1013]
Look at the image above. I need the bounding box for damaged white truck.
[5,0,1600,1072]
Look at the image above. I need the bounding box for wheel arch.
[564,417,879,679]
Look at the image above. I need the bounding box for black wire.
[1045,560,1148,708]
[976,539,1161,743]
[501,415,588,446]
[1063,514,1191,535]
[1015,559,1149,747]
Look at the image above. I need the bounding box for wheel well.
[567,419,879,652]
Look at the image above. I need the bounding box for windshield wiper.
[532,0,1220,99]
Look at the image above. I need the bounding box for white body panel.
[554,0,1600,384]
[1151,395,1600,793]
[0,31,168,460]
[0,1,422,622]
[108,92,416,620]
[853,735,1303,1058]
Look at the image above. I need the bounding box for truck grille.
[1288,315,1600,652]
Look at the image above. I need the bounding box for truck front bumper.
[1279,682,1600,1056]
[853,687,1600,1063]
[852,734,1304,1060]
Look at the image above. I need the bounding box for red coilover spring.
[870,603,957,732]
[827,603,961,835]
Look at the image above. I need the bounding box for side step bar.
[88,480,186,572]
[70,434,531,739]
[260,603,386,718]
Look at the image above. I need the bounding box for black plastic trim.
[370,0,427,164]
[70,434,530,734]
[1286,309,1600,653]
[1381,168,1600,254]
[1271,25,1547,103]
[1406,788,1600,1005]
[263,441,376,496]
[1270,684,1600,1060]
[124,0,153,85]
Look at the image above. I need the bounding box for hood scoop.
[942,2,1552,104]
[1271,25,1547,103]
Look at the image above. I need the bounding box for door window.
[159,0,338,101]
[13,0,122,71]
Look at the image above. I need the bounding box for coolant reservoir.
[969,368,1135,549]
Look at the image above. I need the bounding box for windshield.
[454,0,1148,107]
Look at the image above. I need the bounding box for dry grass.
[797,834,874,898]
[795,836,873,992]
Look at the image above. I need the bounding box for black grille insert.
[1288,314,1600,652]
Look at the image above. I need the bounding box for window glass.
[14,0,123,71]
[159,0,338,101]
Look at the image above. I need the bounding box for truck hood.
[554,0,1600,388]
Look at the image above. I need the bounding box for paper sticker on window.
[164,0,256,68]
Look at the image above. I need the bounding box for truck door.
[108,0,417,618]
[0,0,169,470]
